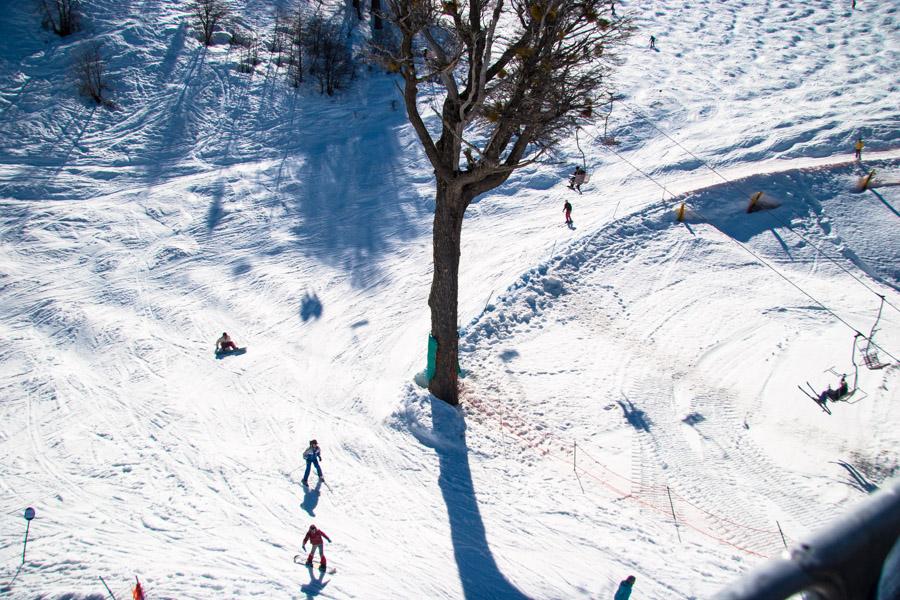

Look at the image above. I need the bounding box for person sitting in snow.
[302,524,332,570]
[216,332,238,353]
[302,439,324,486]
[615,575,636,600]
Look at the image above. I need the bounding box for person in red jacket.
[302,524,332,570]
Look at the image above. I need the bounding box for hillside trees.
[192,0,229,46]
[306,15,354,95]
[40,0,81,36]
[375,0,632,405]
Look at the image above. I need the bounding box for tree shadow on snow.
[428,399,530,600]
[283,77,427,288]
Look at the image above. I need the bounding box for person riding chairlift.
[818,375,849,404]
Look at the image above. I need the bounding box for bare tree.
[371,0,383,29]
[286,7,305,87]
[376,0,633,405]
[269,9,290,66]
[234,29,261,73]
[306,16,354,95]
[74,42,108,105]
[352,0,363,20]
[192,0,229,46]
[40,0,81,36]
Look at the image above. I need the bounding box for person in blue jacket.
[615,575,636,600]
[302,439,324,486]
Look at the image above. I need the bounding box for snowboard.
[293,555,336,573]
[215,347,247,359]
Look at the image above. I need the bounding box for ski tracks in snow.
[461,194,850,559]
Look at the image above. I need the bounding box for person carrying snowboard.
[216,332,238,352]
[302,439,324,486]
[302,524,332,570]
[568,166,587,193]
[854,137,864,160]
[614,575,636,600]
[563,200,573,225]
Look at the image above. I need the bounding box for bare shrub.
[234,30,261,73]
[285,7,305,87]
[73,42,109,106]
[268,9,290,67]
[192,0,229,46]
[40,0,81,36]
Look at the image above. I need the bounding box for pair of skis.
[798,382,832,414]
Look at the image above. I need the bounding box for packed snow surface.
[0,0,898,598]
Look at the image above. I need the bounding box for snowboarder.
[614,575,636,600]
[854,137,864,160]
[568,166,587,193]
[563,200,573,225]
[302,524,332,570]
[302,439,324,486]
[649,35,656,49]
[216,332,238,353]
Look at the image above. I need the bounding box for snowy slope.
[0,0,898,599]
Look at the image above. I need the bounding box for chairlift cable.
[579,128,898,363]
[617,100,900,316]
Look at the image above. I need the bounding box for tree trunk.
[371,0,382,30]
[428,181,467,405]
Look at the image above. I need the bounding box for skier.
[836,374,849,398]
[563,199,573,225]
[302,524,332,570]
[649,35,656,49]
[568,166,587,193]
[614,575,636,600]
[302,439,324,486]
[820,374,850,403]
[216,332,238,353]
[854,137,864,160]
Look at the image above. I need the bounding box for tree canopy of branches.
[306,16,354,96]
[41,0,81,36]
[192,0,229,46]
[376,0,632,405]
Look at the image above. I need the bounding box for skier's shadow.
[301,479,322,516]
[429,399,529,600]
[300,565,329,598]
